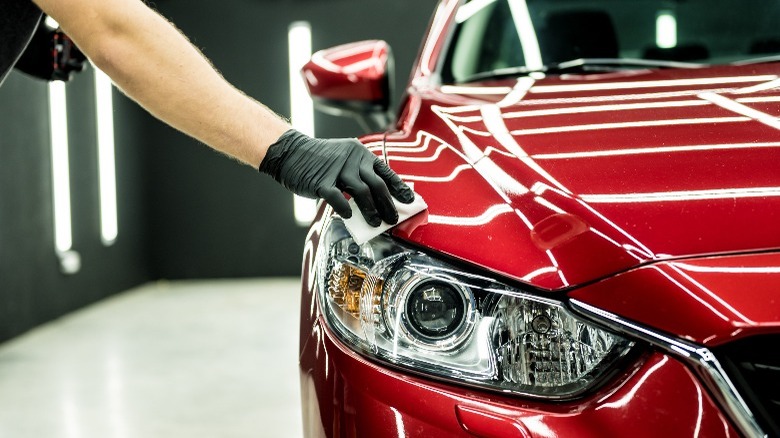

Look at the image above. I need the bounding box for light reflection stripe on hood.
[580,187,780,203]
[532,142,780,160]
[509,116,748,136]
[530,75,777,93]
[428,204,515,226]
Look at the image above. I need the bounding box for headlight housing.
[316,217,635,398]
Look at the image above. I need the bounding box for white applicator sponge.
[342,192,428,245]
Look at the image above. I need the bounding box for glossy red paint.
[570,252,780,347]
[302,40,390,104]
[387,63,780,290]
[299,0,780,436]
[299,317,736,438]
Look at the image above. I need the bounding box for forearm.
[30,0,414,224]
[32,0,289,166]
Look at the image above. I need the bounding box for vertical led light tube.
[49,81,73,254]
[288,21,317,225]
[288,21,314,137]
[94,67,118,245]
[656,11,677,49]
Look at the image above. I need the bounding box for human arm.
[31,0,413,224]
[32,0,287,166]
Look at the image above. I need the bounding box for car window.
[442,0,780,83]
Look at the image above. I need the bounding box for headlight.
[316,218,635,398]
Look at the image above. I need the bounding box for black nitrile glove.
[259,129,415,227]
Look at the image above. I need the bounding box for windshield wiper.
[555,58,705,70]
[458,58,704,84]
[731,54,780,66]
[457,65,542,84]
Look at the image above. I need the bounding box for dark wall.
[141,0,437,278]
[0,0,436,341]
[0,71,151,342]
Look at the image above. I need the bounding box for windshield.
[441,0,780,83]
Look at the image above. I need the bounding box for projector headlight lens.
[405,280,468,339]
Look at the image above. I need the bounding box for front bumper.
[299,316,737,438]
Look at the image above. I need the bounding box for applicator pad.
[342,192,428,245]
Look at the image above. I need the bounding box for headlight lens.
[316,218,635,398]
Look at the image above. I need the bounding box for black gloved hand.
[259,129,415,227]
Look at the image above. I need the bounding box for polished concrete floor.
[0,279,303,438]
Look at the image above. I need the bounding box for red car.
[298,1,780,436]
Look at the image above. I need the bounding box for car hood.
[386,64,780,290]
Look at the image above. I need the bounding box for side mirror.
[302,40,394,132]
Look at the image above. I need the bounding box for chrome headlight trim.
[569,299,766,438]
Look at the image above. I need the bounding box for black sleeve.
[13,16,53,81]
[0,0,43,86]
